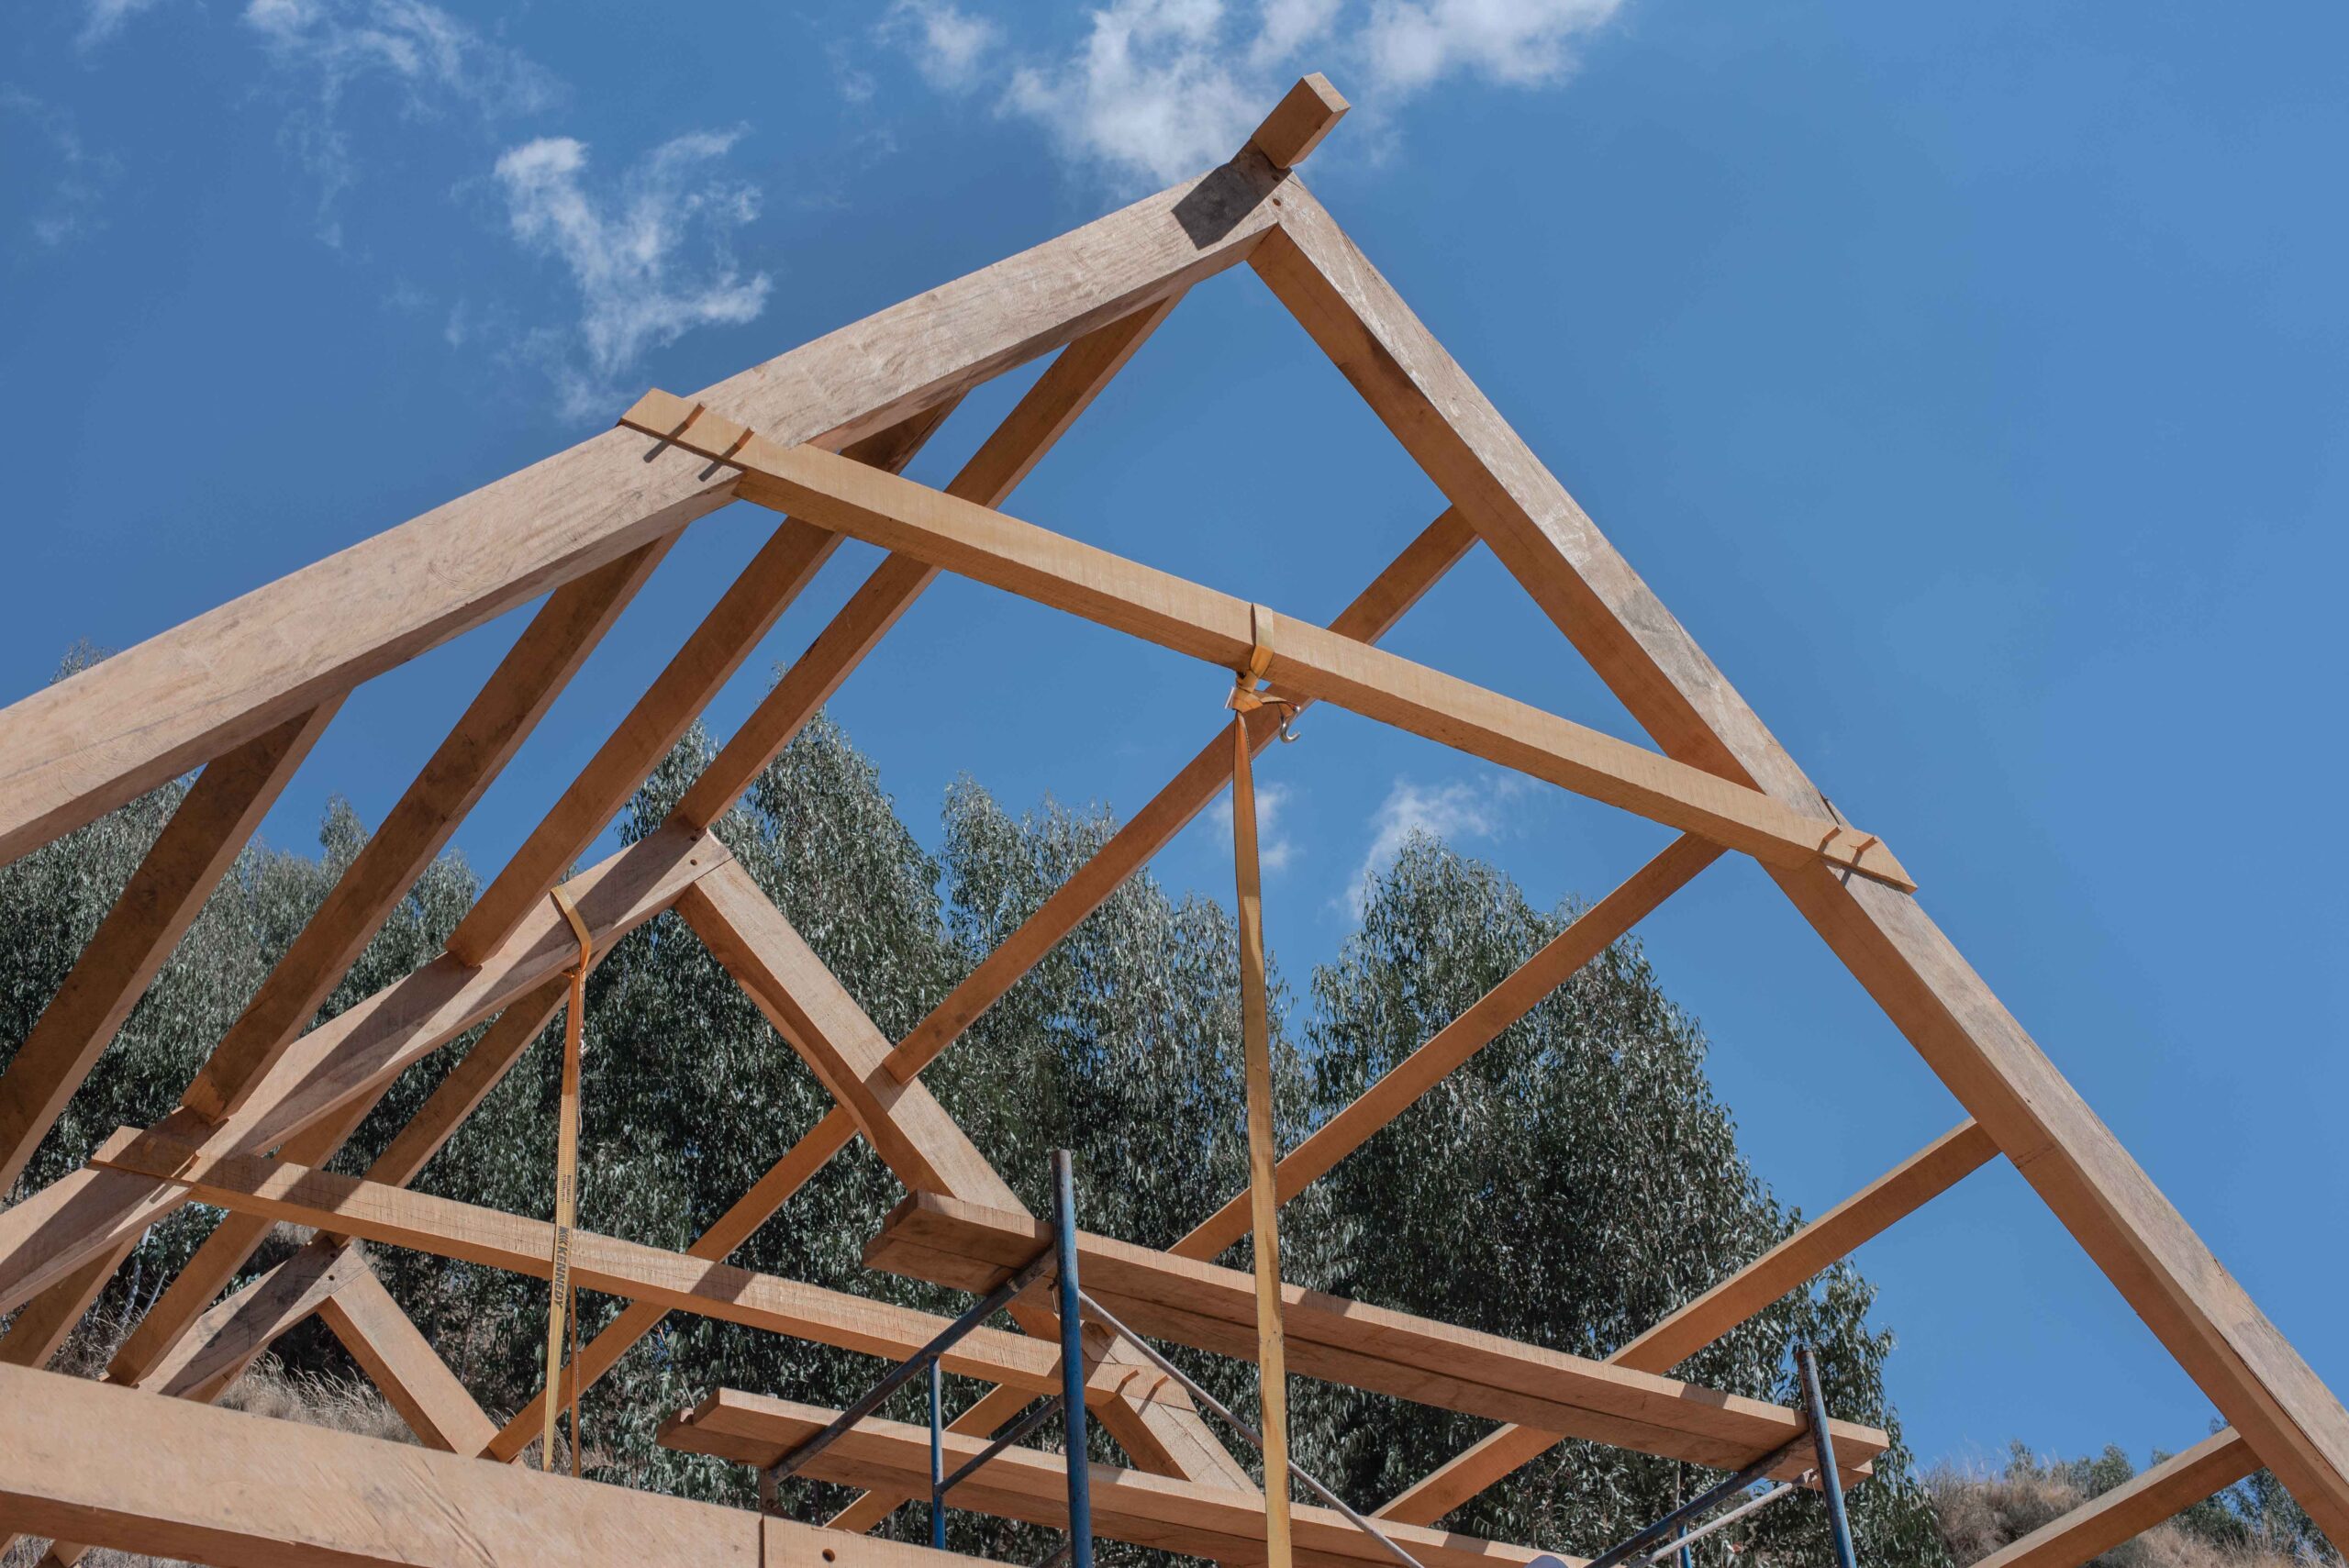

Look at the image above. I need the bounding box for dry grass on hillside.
[1930,1460,2312,1568]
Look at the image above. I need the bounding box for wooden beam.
[1230,716,1296,1568]
[0,703,338,1194]
[180,537,672,1121]
[1378,1118,1999,1525]
[1249,180,2349,1548]
[662,1389,1565,1568]
[1247,74,1349,170]
[887,506,1475,1084]
[0,1241,129,1372]
[0,826,725,1316]
[0,152,1291,865]
[104,977,565,1396]
[675,862,1255,1489]
[146,1240,373,1403]
[1175,832,1720,1262]
[525,510,1477,1525]
[679,862,1019,1207]
[483,1104,857,1462]
[674,296,1184,832]
[0,1360,970,1568]
[317,1262,499,1455]
[1966,1428,2259,1568]
[614,391,1909,892]
[865,1194,1886,1482]
[84,1132,1192,1414]
[444,407,947,968]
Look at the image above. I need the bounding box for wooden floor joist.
[662,1389,1565,1568]
[864,1193,1887,1482]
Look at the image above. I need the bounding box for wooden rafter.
[1247,174,2349,1540]
[1380,1118,2001,1525]
[0,702,338,1194]
[1174,832,1721,1263]
[0,66,2339,1568]
[678,861,1256,1489]
[0,826,723,1314]
[0,149,1289,863]
[1968,1428,2259,1568]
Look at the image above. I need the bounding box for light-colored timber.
[0,703,337,1193]
[1176,831,1721,1262]
[84,1131,1192,1413]
[1378,1118,2002,1525]
[317,1263,500,1456]
[0,68,2337,1568]
[1966,1428,2260,1568]
[864,1192,1886,1482]
[662,1389,1566,1568]
[0,1360,970,1568]
[615,388,1912,891]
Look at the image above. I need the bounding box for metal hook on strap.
[1226,604,1301,741]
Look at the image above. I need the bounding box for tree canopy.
[2,652,1984,1565]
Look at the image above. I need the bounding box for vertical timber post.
[1230,711,1296,1568]
[1052,1149,1094,1568]
[1795,1342,1860,1568]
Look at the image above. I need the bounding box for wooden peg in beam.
[1247,73,1350,169]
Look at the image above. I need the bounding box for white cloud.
[2,89,122,249]
[907,0,1622,194]
[1208,779,1299,873]
[244,0,561,242]
[1361,0,1619,93]
[883,0,1004,93]
[77,0,168,50]
[1344,773,1524,915]
[494,130,772,419]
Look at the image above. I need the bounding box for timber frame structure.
[0,72,2337,1568]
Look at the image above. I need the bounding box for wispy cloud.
[76,0,169,50]
[2,88,122,249]
[882,0,1005,93]
[1208,779,1300,873]
[882,0,1623,193]
[1344,773,1526,915]
[243,0,561,243]
[493,129,772,419]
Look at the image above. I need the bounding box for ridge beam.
[614,391,1909,892]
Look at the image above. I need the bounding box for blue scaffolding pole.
[756,1151,1096,1568]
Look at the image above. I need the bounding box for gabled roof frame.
[0,72,2338,1568]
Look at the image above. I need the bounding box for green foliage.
[3,662,1984,1565]
[1955,1439,2344,1568]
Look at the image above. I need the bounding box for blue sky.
[6,0,2347,1483]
